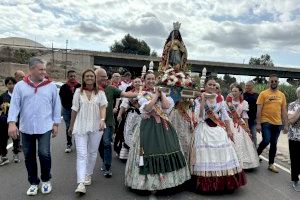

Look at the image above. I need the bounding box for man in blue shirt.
[7,57,61,196]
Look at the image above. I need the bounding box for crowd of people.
[0,57,299,198]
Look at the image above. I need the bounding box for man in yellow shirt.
[256,74,288,173]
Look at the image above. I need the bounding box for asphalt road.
[0,122,299,200]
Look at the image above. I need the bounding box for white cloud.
[0,0,299,67]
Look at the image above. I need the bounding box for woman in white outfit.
[68,69,107,195]
[190,78,246,192]
[226,84,259,169]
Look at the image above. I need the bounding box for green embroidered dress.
[125,92,190,191]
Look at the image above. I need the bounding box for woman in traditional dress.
[226,84,259,169]
[169,100,197,163]
[190,78,246,192]
[117,78,142,159]
[125,72,190,193]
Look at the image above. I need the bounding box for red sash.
[204,94,226,128]
[176,102,198,129]
[226,97,247,129]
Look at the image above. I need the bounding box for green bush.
[254,84,298,103]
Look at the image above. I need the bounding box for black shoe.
[103,169,112,178]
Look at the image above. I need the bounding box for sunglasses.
[270,80,278,83]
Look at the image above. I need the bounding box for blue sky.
[0,0,300,68]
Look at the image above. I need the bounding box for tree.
[110,34,151,56]
[223,74,236,86]
[14,48,36,64]
[150,50,158,57]
[249,54,274,84]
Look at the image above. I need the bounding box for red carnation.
[175,81,182,87]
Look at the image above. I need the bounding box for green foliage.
[223,74,236,86]
[254,84,297,103]
[150,50,158,57]
[110,34,151,56]
[249,54,274,84]
[249,54,274,66]
[14,48,36,64]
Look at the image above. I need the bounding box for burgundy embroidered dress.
[190,95,246,192]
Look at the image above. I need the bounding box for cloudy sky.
[1,0,300,68]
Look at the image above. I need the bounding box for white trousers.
[74,131,103,183]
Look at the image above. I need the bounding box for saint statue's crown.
[173,21,181,31]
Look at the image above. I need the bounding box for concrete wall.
[38,51,94,71]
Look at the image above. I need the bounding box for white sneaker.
[26,185,38,196]
[75,183,86,194]
[41,181,52,194]
[65,146,72,153]
[0,157,9,166]
[84,175,92,186]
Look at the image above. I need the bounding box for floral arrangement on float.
[159,67,193,88]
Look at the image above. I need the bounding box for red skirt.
[191,171,247,192]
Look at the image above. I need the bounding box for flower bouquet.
[157,67,200,100]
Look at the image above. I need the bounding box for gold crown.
[173,21,181,31]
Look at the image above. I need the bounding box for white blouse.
[71,88,108,135]
[137,91,174,116]
[195,97,230,122]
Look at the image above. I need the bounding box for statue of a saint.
[160,22,187,72]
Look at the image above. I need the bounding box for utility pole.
[52,43,54,69]
[65,39,68,79]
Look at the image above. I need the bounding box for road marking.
[6,142,13,149]
[260,155,291,174]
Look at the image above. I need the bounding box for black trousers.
[289,139,300,182]
[0,120,9,156]
[0,116,21,156]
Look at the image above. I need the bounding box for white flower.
[169,75,178,83]
[165,68,174,74]
[167,80,174,86]
[161,74,168,82]
[176,72,185,78]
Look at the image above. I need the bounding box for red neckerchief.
[98,84,106,91]
[23,75,52,94]
[66,80,80,93]
[111,81,121,88]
